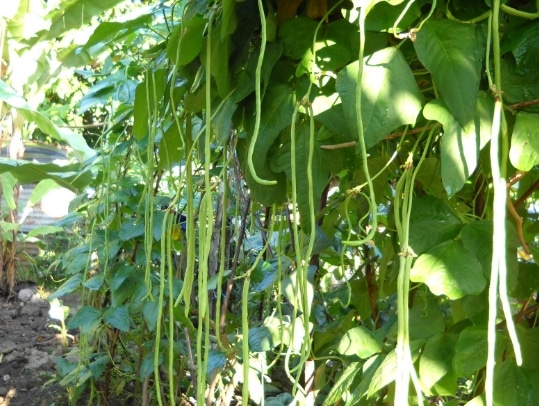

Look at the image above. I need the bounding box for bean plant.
[2,0,539,405]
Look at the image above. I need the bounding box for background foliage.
[2,0,539,405]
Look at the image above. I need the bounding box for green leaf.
[0,80,95,161]
[68,305,102,334]
[238,84,294,206]
[221,0,237,38]
[158,123,184,171]
[336,47,423,150]
[493,358,529,406]
[408,295,445,341]
[140,350,161,378]
[166,15,207,66]
[461,220,519,290]
[367,352,395,397]
[78,71,135,113]
[453,326,507,376]
[212,97,237,145]
[365,1,421,33]
[337,326,382,358]
[61,14,153,66]
[40,0,125,41]
[410,240,486,299]
[82,273,104,291]
[419,333,458,396]
[0,159,92,191]
[279,17,318,59]
[506,21,539,75]
[27,179,63,207]
[0,173,18,210]
[49,274,83,299]
[501,57,539,112]
[414,19,484,126]
[103,306,130,332]
[518,326,539,371]
[119,220,145,241]
[207,350,227,378]
[424,92,493,197]
[142,300,160,332]
[514,262,539,299]
[509,112,539,171]
[201,25,231,98]
[248,324,285,352]
[26,225,64,238]
[408,196,462,256]
[324,362,361,405]
[133,70,166,140]
[282,268,315,314]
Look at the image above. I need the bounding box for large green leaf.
[419,333,457,396]
[60,14,153,66]
[0,80,95,161]
[324,362,361,405]
[201,23,231,98]
[504,20,539,75]
[166,15,207,66]
[278,17,318,59]
[414,19,484,126]
[518,326,539,371]
[493,358,530,406]
[336,47,423,150]
[509,112,539,171]
[367,340,424,398]
[501,57,539,112]
[424,92,493,197]
[408,196,462,256]
[452,326,507,376]
[68,305,102,334]
[410,240,486,299]
[408,294,445,340]
[132,70,166,140]
[337,326,382,359]
[39,0,125,42]
[0,159,93,191]
[461,220,519,290]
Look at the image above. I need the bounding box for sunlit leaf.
[0,173,18,210]
[419,333,457,396]
[324,362,361,405]
[336,47,423,150]
[166,15,207,66]
[509,112,539,171]
[337,326,382,358]
[411,240,486,300]
[415,19,484,126]
[40,0,125,41]
[424,92,493,197]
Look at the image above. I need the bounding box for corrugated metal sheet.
[1,142,76,256]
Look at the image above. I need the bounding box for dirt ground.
[0,284,80,406]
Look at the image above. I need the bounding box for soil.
[0,284,80,406]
